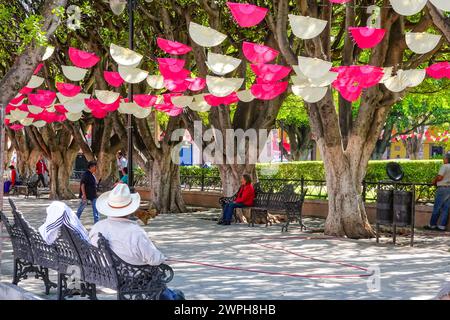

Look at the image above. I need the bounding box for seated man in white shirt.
[89,184,184,300]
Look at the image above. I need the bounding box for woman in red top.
[219,174,255,225]
[4,165,17,194]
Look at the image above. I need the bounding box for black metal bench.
[219,183,308,232]
[0,199,174,300]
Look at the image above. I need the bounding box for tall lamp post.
[126,0,135,190]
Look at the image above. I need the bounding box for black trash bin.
[393,190,413,227]
[376,189,393,225]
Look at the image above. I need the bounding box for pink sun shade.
[157,38,192,55]
[349,27,386,49]
[204,92,239,106]
[243,42,279,64]
[104,71,125,87]
[426,62,450,79]
[68,47,100,68]
[133,94,157,108]
[56,82,82,97]
[251,81,288,100]
[28,90,56,107]
[251,64,292,83]
[226,2,268,27]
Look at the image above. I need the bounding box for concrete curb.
[0,282,43,300]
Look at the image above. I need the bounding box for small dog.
[134,208,158,225]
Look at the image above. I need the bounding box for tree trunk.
[149,151,186,213]
[48,150,77,200]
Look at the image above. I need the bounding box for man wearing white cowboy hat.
[89,184,185,300]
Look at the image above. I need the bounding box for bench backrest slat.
[0,210,34,263]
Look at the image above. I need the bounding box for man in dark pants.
[76,161,99,223]
[35,155,49,187]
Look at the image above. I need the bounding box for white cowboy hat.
[96,184,141,217]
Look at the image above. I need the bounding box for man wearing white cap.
[89,184,184,300]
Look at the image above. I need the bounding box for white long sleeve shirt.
[89,217,166,266]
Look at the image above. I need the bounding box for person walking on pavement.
[76,161,100,224]
[35,155,49,188]
[117,151,128,179]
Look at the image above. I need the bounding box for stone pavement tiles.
[1,196,450,300]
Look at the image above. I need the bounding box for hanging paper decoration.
[292,70,339,87]
[186,77,206,91]
[188,22,227,47]
[26,76,44,89]
[157,38,192,55]
[9,95,26,106]
[30,120,46,127]
[10,109,29,121]
[28,91,56,107]
[110,43,143,66]
[158,58,186,72]
[292,86,329,103]
[9,124,24,131]
[403,69,426,87]
[171,96,194,108]
[288,14,328,40]
[204,92,239,106]
[28,105,43,114]
[329,0,352,3]
[405,32,441,54]
[242,42,279,64]
[66,112,83,122]
[429,0,450,11]
[297,56,333,79]
[251,81,288,100]
[389,0,427,16]
[95,90,121,104]
[104,71,125,87]
[19,87,33,95]
[349,27,386,49]
[250,64,292,83]
[119,102,141,114]
[189,95,212,112]
[206,76,244,97]
[236,90,255,102]
[85,98,120,113]
[109,0,126,15]
[133,94,157,108]
[54,105,68,114]
[118,65,149,84]
[34,64,44,75]
[164,78,189,92]
[383,69,426,92]
[42,46,55,61]
[426,62,450,79]
[206,52,241,76]
[147,75,165,89]
[68,48,100,68]
[19,117,34,127]
[226,2,268,27]
[56,83,81,97]
[62,93,90,113]
[62,65,88,81]
[166,108,184,117]
[379,67,394,83]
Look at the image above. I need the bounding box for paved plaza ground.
[1,196,450,300]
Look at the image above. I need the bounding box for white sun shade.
[28,105,43,114]
[206,52,241,76]
[206,76,244,97]
[189,22,227,47]
[146,75,165,89]
[110,43,143,66]
[297,56,332,79]
[42,46,55,61]
[172,95,194,108]
[236,90,255,102]
[26,76,45,89]
[288,14,328,40]
[118,65,149,84]
[32,120,46,128]
[95,90,120,104]
[292,86,328,103]
[62,65,88,82]
[66,112,82,122]
[429,0,450,11]
[405,32,441,54]
[389,0,427,16]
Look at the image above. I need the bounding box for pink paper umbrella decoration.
[163,93,183,105]
[226,2,268,28]
[243,42,279,64]
[204,92,239,106]
[85,98,119,112]
[36,110,59,123]
[56,82,82,97]
[6,104,16,114]
[133,94,157,108]
[349,27,386,49]
[158,58,186,73]
[426,62,450,79]
[4,118,10,125]
[104,71,125,87]
[160,67,190,80]
[251,81,288,100]
[186,77,206,91]
[251,64,292,83]
[166,108,183,117]
[34,63,44,75]
[10,95,26,105]
[28,90,56,107]
[164,78,189,92]
[157,38,192,55]
[54,104,68,113]
[68,47,100,68]
[20,87,33,95]
[9,124,24,131]
[329,0,351,3]
[91,109,108,119]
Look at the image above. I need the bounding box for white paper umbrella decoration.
[405,32,441,54]
[32,120,46,128]
[380,67,394,84]
[288,14,328,40]
[172,95,194,108]
[189,95,211,112]
[236,90,255,102]
[42,46,55,61]
[20,118,34,126]
[206,76,244,97]
[297,56,332,79]
[293,71,338,87]
[110,43,143,66]
[429,0,450,11]
[110,0,126,15]
[26,76,44,89]
[10,109,29,121]
[95,90,120,104]
[384,70,410,92]
[56,92,71,104]
[389,0,427,16]
[62,65,88,82]
[118,65,149,84]
[206,52,241,76]
[28,105,44,114]
[189,22,227,47]
[292,86,328,103]
[118,102,141,114]
[66,112,82,122]
[134,107,152,119]
[403,69,426,87]
[63,93,90,113]
[146,75,165,89]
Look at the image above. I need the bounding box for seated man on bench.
[218,174,255,226]
[90,184,184,300]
